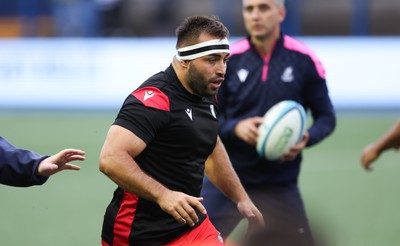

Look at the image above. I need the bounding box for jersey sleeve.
[303,55,336,146]
[0,136,49,187]
[113,87,170,144]
[283,35,336,146]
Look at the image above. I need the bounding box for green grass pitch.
[0,109,399,246]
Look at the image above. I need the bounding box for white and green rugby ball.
[256,100,307,161]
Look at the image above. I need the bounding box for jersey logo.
[210,105,217,119]
[217,233,224,243]
[185,108,193,120]
[144,90,156,101]
[132,86,170,111]
[237,68,249,83]
[281,66,294,82]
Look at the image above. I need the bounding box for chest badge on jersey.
[185,108,193,120]
[210,105,217,119]
[237,68,249,83]
[281,66,294,82]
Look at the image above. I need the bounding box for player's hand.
[37,148,85,177]
[393,139,400,150]
[157,190,207,227]
[237,199,264,236]
[360,144,380,171]
[280,132,309,162]
[235,117,264,146]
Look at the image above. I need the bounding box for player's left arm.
[303,56,336,147]
[205,136,264,233]
[282,56,336,160]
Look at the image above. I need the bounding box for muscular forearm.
[99,153,168,202]
[205,137,264,229]
[205,137,250,204]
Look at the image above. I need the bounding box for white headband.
[176,38,230,61]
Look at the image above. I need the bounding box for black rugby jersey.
[101,65,219,246]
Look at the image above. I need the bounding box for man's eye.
[259,5,270,12]
[244,6,253,13]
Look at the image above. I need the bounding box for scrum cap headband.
[176,38,230,61]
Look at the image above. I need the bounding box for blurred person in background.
[96,0,130,36]
[18,0,52,36]
[98,15,263,246]
[361,119,400,171]
[51,0,101,37]
[0,136,85,187]
[201,0,336,245]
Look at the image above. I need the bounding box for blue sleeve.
[303,57,337,147]
[0,136,49,187]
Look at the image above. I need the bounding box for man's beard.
[186,64,217,97]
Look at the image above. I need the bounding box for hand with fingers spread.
[37,148,85,177]
[157,190,207,227]
[0,136,85,187]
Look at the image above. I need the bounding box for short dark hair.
[175,15,229,49]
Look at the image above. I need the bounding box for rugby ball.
[256,100,307,161]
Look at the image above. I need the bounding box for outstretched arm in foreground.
[37,148,85,177]
[0,136,85,187]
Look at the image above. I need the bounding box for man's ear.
[180,60,189,68]
[278,7,286,23]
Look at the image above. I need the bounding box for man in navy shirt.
[0,136,85,187]
[201,0,336,245]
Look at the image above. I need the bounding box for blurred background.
[0,0,399,109]
[0,1,399,246]
[0,0,399,37]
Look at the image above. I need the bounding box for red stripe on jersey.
[132,86,170,111]
[112,191,138,246]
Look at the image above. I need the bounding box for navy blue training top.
[0,136,48,187]
[217,34,336,186]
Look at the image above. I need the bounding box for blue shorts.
[201,177,314,244]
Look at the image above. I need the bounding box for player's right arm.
[99,125,205,226]
[361,120,400,171]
